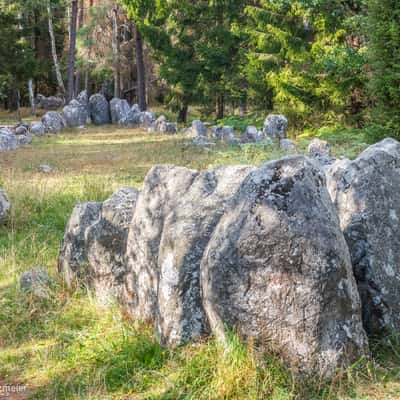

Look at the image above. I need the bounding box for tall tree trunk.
[134,22,147,111]
[67,0,78,102]
[47,1,65,96]
[216,94,224,120]
[112,6,121,98]
[178,104,188,123]
[28,79,36,115]
[75,0,84,95]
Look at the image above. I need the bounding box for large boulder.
[0,189,10,224]
[36,94,64,110]
[110,98,140,126]
[58,202,102,286]
[263,114,288,140]
[327,138,400,335]
[86,187,139,304]
[0,129,18,151]
[201,156,367,376]
[30,121,45,136]
[89,94,111,125]
[42,111,66,134]
[63,99,89,127]
[155,165,254,345]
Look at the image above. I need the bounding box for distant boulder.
[42,111,66,134]
[0,129,18,151]
[63,99,89,127]
[280,138,296,151]
[110,98,140,126]
[30,121,45,136]
[20,268,51,298]
[263,114,288,140]
[0,189,10,224]
[241,126,263,144]
[36,94,64,110]
[89,94,111,125]
[150,115,177,134]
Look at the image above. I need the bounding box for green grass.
[0,124,399,399]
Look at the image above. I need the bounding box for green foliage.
[367,0,400,137]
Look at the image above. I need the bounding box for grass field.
[0,124,399,399]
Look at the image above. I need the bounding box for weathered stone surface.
[63,99,89,127]
[241,126,263,143]
[327,138,400,335]
[42,111,66,133]
[20,268,51,298]
[38,164,52,174]
[58,202,102,287]
[139,111,156,128]
[0,130,18,151]
[16,133,33,146]
[211,126,237,144]
[30,121,45,136]
[150,116,177,134]
[280,138,296,151]
[86,187,139,304]
[15,125,28,136]
[89,94,111,125]
[36,94,64,110]
[308,138,330,158]
[77,90,88,106]
[156,165,255,346]
[186,120,207,137]
[0,189,10,224]
[110,98,140,126]
[201,156,367,376]
[263,114,288,140]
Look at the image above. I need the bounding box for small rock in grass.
[20,268,51,298]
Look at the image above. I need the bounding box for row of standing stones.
[0,91,292,152]
[52,137,400,378]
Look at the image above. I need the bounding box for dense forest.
[0,0,399,135]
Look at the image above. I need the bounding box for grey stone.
[139,111,156,128]
[17,134,33,146]
[186,120,208,137]
[42,111,66,133]
[241,126,263,144]
[63,99,89,127]
[263,114,288,140]
[201,156,368,376]
[38,164,52,174]
[30,121,45,136]
[110,98,140,126]
[89,94,111,125]
[0,189,10,224]
[15,125,28,135]
[77,90,88,106]
[58,202,102,287]
[0,130,18,151]
[150,116,177,134]
[308,138,331,158]
[327,138,400,335]
[86,187,139,304]
[280,138,296,151]
[20,268,51,298]
[36,94,64,110]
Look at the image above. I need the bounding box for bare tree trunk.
[112,6,121,98]
[47,1,65,96]
[134,22,147,111]
[28,79,35,115]
[75,0,84,95]
[67,0,78,102]
[216,94,224,120]
[178,104,188,123]
[17,90,22,122]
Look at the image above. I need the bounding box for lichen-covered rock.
[89,93,111,125]
[327,138,400,335]
[241,126,263,143]
[0,189,10,224]
[186,120,208,137]
[280,138,296,151]
[58,202,102,286]
[86,187,139,304]
[211,126,237,144]
[150,116,177,134]
[308,138,331,158]
[263,114,288,140]
[139,111,156,128]
[156,165,254,346]
[36,94,64,110]
[16,133,33,146]
[30,121,45,136]
[20,268,51,298]
[77,90,88,106]
[201,156,368,376]
[0,130,18,151]
[110,98,140,126]
[42,111,66,133]
[63,99,89,127]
